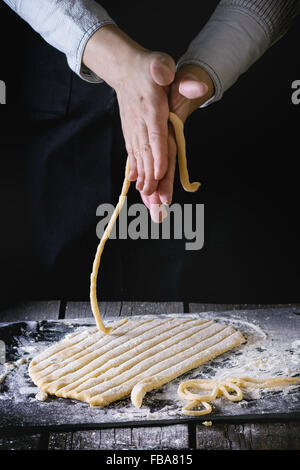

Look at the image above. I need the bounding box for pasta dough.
[28,111,300,413]
[29,317,245,407]
[90,112,200,334]
[178,376,300,416]
[29,114,246,408]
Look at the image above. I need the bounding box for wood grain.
[64,301,184,319]
[0,301,60,322]
[0,433,42,450]
[196,422,300,450]
[49,425,189,450]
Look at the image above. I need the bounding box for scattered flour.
[0,314,299,424]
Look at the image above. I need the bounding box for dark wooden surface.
[0,301,299,450]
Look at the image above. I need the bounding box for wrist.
[82,24,147,89]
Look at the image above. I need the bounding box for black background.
[0,1,299,306]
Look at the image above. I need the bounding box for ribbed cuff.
[177,3,271,105]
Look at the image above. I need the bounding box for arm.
[3,0,115,82]
[171,0,300,121]
[4,0,177,217]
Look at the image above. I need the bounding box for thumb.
[150,52,176,87]
[178,74,208,100]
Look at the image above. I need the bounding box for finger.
[158,125,177,205]
[139,123,158,196]
[125,140,138,181]
[147,112,169,181]
[179,78,208,99]
[140,191,167,223]
[150,52,176,87]
[139,191,151,211]
[141,144,158,196]
[135,148,145,192]
[127,151,138,181]
[119,111,138,182]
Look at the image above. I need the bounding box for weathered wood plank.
[131,425,189,450]
[0,433,42,450]
[65,301,122,319]
[48,431,73,450]
[189,303,299,313]
[65,301,184,319]
[196,423,300,450]
[0,301,60,322]
[100,427,132,450]
[49,425,189,450]
[120,302,184,316]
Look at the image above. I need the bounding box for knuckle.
[134,149,141,160]
[143,184,155,196]
[149,130,168,143]
[125,142,133,154]
[141,142,151,154]
[137,166,145,178]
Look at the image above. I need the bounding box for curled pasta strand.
[182,400,212,416]
[218,382,243,402]
[178,379,219,402]
[178,376,300,417]
[228,376,300,389]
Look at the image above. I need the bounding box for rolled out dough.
[29,317,245,408]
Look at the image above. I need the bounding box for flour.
[0,313,299,425]
[152,313,300,405]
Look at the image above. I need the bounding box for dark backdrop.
[0,1,299,305]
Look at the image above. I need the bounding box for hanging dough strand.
[90,159,131,334]
[168,112,201,192]
[90,112,201,333]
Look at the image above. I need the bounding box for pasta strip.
[29,319,246,407]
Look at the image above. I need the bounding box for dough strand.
[90,112,200,333]
[178,376,300,416]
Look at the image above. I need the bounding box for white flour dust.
[0,313,299,423]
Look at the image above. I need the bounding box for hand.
[146,64,213,214]
[83,25,176,221]
[142,65,215,217]
[169,64,215,123]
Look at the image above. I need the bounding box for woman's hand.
[169,64,214,123]
[169,64,215,123]
[142,65,215,219]
[148,64,214,214]
[83,25,176,220]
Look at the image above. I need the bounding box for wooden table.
[0,301,299,451]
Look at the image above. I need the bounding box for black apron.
[0,1,299,303]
